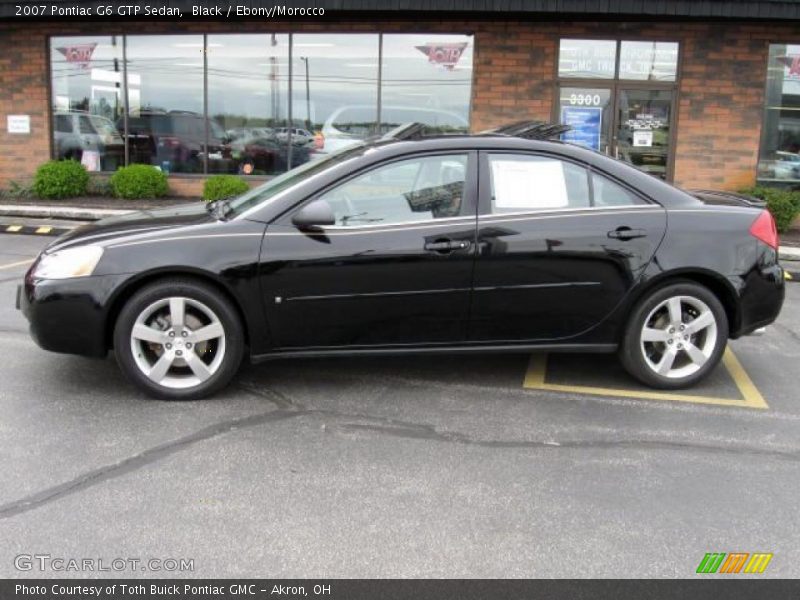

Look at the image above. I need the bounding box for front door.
[468,151,667,342]
[557,84,676,181]
[259,152,478,349]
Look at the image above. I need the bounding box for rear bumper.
[18,274,129,358]
[732,263,785,338]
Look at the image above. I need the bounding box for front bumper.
[18,273,130,358]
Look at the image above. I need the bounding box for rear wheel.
[620,281,728,389]
[113,279,244,400]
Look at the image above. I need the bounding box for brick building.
[1,0,799,196]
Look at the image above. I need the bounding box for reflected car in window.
[53,111,125,171]
[119,111,233,173]
[18,132,784,400]
[320,105,469,155]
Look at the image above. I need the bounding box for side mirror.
[292,198,336,230]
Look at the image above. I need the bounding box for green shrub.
[202,175,249,202]
[739,186,800,233]
[32,160,89,199]
[110,164,169,199]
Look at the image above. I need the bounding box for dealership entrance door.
[555,38,680,181]
[557,84,676,181]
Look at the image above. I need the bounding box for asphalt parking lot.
[1,232,799,578]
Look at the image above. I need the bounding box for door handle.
[608,226,647,241]
[424,239,470,253]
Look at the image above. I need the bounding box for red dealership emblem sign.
[776,54,800,78]
[415,42,467,70]
[56,43,97,69]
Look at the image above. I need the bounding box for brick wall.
[1,17,799,195]
[0,26,50,192]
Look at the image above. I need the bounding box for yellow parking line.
[0,258,33,271]
[523,347,767,409]
[785,271,793,281]
[5,225,23,232]
[35,226,52,235]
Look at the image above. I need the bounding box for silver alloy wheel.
[639,295,718,379]
[129,296,226,389]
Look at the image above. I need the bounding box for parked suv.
[118,111,233,173]
[53,111,124,171]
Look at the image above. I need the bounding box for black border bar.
[4,580,800,600]
[3,0,800,21]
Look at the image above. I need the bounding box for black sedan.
[18,127,784,399]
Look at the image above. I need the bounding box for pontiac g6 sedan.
[18,123,784,399]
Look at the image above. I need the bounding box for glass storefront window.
[292,34,379,158]
[619,41,679,81]
[50,36,125,171]
[207,34,290,175]
[48,32,474,175]
[758,44,800,184]
[380,34,472,134]
[124,35,205,174]
[558,39,617,79]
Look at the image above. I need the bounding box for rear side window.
[591,173,647,207]
[487,154,590,213]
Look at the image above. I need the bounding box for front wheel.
[620,282,728,389]
[113,279,244,400]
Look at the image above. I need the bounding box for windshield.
[227,143,368,218]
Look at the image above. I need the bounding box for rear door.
[469,151,667,342]
[259,151,478,349]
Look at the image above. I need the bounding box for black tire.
[113,278,245,400]
[619,281,729,389]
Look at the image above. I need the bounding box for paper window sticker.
[491,159,568,209]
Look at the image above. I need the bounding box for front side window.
[488,154,590,213]
[758,44,800,184]
[317,154,468,226]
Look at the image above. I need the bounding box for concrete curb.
[0,204,133,221]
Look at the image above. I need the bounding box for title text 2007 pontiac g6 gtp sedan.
[18,132,784,399]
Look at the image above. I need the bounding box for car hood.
[46,202,215,252]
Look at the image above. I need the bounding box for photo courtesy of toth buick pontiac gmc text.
[17,122,785,400]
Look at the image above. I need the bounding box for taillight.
[749,210,779,250]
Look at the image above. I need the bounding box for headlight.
[32,246,104,279]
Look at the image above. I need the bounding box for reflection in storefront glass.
[758,44,800,183]
[558,39,617,79]
[207,34,290,175]
[616,89,672,180]
[48,33,475,174]
[124,35,205,174]
[380,34,472,135]
[50,36,125,172]
[619,41,679,82]
[292,34,379,158]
